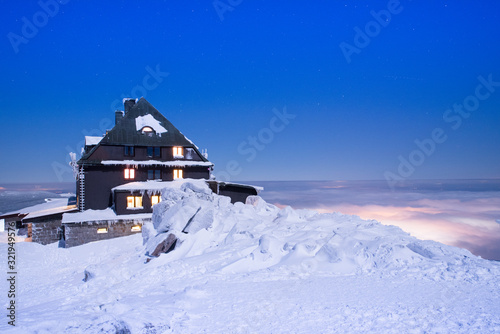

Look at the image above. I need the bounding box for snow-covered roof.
[215,181,264,192]
[1,198,78,221]
[85,136,104,146]
[80,98,210,164]
[101,160,214,167]
[135,114,168,133]
[62,208,152,224]
[24,204,78,220]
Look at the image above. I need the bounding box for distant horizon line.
[1,177,500,185]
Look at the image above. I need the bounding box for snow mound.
[145,182,500,281]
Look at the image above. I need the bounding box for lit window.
[97,227,108,234]
[173,169,183,180]
[126,196,143,209]
[131,225,142,232]
[124,168,135,179]
[141,126,154,134]
[173,146,184,158]
[151,195,161,206]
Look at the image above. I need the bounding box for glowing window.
[131,225,142,232]
[141,126,154,133]
[124,168,135,179]
[127,196,143,209]
[97,227,108,234]
[173,169,183,180]
[151,195,161,206]
[173,146,184,158]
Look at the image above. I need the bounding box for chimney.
[115,110,124,125]
[124,98,136,113]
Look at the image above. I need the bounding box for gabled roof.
[103,97,195,147]
[79,98,210,163]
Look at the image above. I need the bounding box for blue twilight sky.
[0,0,499,184]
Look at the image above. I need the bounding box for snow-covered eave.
[112,179,209,193]
[62,208,152,224]
[101,160,214,167]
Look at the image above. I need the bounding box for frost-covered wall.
[30,217,62,245]
[63,219,150,248]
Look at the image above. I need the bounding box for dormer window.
[141,126,155,137]
[173,146,184,158]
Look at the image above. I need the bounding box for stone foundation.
[29,217,63,245]
[63,219,150,248]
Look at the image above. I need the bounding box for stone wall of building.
[63,219,150,248]
[30,217,62,245]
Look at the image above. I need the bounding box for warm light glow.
[151,195,161,206]
[97,227,108,234]
[124,168,135,179]
[173,169,183,179]
[173,146,184,157]
[142,126,154,132]
[127,196,143,208]
[131,225,142,232]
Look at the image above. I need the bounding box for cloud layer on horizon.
[254,180,500,261]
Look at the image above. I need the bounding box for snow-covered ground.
[1,181,499,333]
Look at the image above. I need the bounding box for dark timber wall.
[80,165,210,211]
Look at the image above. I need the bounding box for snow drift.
[3,180,499,333]
[144,180,498,281]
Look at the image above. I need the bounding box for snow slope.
[1,181,499,333]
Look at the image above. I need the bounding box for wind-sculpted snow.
[146,182,499,282]
[2,181,499,333]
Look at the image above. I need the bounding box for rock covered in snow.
[145,181,221,258]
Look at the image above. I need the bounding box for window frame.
[124,146,135,157]
[147,169,162,180]
[124,168,135,179]
[126,195,143,209]
[173,146,184,158]
[147,147,161,158]
[173,169,183,180]
[151,194,161,206]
